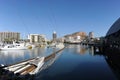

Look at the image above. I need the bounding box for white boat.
[55,43,65,49]
[3,57,44,75]
[47,42,56,48]
[0,42,28,50]
[47,42,64,49]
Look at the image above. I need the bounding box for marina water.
[0,44,118,80]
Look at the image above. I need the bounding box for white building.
[28,34,46,44]
[76,36,81,40]
[89,32,94,39]
[64,36,73,42]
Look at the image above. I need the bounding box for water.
[0,44,119,80]
[0,47,56,65]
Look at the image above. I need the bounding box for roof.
[106,18,120,36]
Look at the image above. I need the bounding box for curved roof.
[106,18,120,36]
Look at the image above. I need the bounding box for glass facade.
[105,18,120,49]
[106,18,120,36]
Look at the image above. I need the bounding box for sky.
[0,0,120,39]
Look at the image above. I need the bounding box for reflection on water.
[0,50,26,65]
[66,44,94,55]
[38,44,118,80]
[35,49,63,79]
[0,47,55,65]
[89,46,94,55]
[105,54,120,80]
[0,44,120,80]
[66,44,88,55]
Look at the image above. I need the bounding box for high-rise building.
[52,31,57,42]
[0,31,20,42]
[89,32,94,39]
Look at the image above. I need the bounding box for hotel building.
[0,31,20,42]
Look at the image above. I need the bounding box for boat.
[47,42,64,49]
[3,57,44,75]
[0,44,27,50]
[0,41,28,50]
[26,43,36,49]
[55,43,64,49]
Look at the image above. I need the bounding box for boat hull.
[3,57,44,75]
[0,47,27,50]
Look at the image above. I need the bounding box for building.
[0,31,20,42]
[105,17,120,49]
[28,34,46,44]
[88,32,94,42]
[106,18,120,36]
[64,35,73,42]
[64,32,87,43]
[89,32,94,39]
[104,18,120,75]
[52,31,57,42]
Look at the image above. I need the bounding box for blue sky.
[0,0,120,39]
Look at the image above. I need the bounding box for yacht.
[0,41,27,50]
